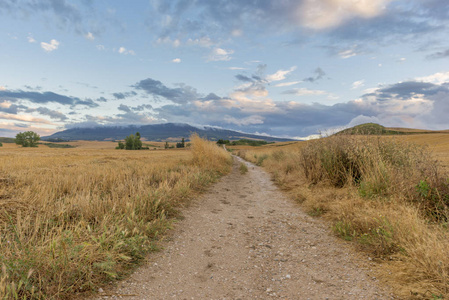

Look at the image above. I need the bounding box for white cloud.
[299,0,391,29]
[351,80,365,89]
[96,45,105,51]
[266,66,297,82]
[27,35,36,43]
[172,58,181,63]
[0,86,6,91]
[157,37,181,47]
[274,81,301,87]
[227,67,246,70]
[231,29,243,37]
[208,48,234,61]
[416,72,449,85]
[118,47,135,55]
[284,88,327,96]
[186,36,215,47]
[339,48,357,59]
[224,115,264,126]
[40,39,59,52]
[85,32,95,40]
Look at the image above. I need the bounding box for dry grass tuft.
[237,135,449,298]
[0,136,231,299]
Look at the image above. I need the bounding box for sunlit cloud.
[266,66,297,82]
[85,32,95,40]
[299,0,392,30]
[172,58,181,63]
[274,81,301,87]
[27,35,36,43]
[352,80,365,89]
[208,48,234,61]
[118,47,135,55]
[282,88,327,96]
[41,39,59,52]
[416,71,449,85]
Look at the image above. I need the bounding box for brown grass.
[237,134,449,299]
[0,136,231,299]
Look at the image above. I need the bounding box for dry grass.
[0,136,231,299]
[237,135,449,299]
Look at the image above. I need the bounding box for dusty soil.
[95,157,394,299]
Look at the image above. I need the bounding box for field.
[231,132,449,298]
[0,136,232,299]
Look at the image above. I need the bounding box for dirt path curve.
[96,157,393,299]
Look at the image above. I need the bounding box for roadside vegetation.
[0,134,231,299]
[235,129,449,298]
[217,139,272,147]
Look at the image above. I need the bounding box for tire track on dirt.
[95,156,393,299]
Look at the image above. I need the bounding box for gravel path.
[95,156,393,299]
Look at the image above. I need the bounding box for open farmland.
[232,133,449,298]
[0,136,231,299]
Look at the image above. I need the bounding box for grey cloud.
[113,91,137,100]
[235,74,254,82]
[96,97,107,102]
[133,104,153,111]
[373,81,448,99]
[0,103,26,114]
[154,77,449,137]
[113,93,126,100]
[149,0,449,58]
[303,68,326,82]
[24,85,42,91]
[427,49,449,59]
[26,107,68,121]
[118,104,132,113]
[133,78,199,104]
[0,90,98,107]
[0,0,101,37]
[14,123,30,128]
[201,93,222,101]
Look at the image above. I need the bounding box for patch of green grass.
[239,163,248,174]
[308,207,325,217]
[0,137,15,143]
[333,221,355,241]
[44,143,76,148]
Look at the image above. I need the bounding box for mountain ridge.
[42,123,296,142]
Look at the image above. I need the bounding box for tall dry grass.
[0,136,231,299]
[237,136,449,298]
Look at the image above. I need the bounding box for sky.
[1,0,449,139]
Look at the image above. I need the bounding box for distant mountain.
[42,123,296,142]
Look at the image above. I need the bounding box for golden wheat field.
[0,136,231,299]
[233,133,449,298]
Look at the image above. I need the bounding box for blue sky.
[1,0,448,138]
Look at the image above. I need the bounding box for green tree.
[165,141,169,149]
[176,138,185,148]
[15,131,40,147]
[124,132,143,150]
[116,141,125,149]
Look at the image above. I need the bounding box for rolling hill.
[335,123,449,136]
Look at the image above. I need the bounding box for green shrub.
[299,136,449,222]
[239,163,248,174]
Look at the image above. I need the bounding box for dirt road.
[97,157,392,299]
